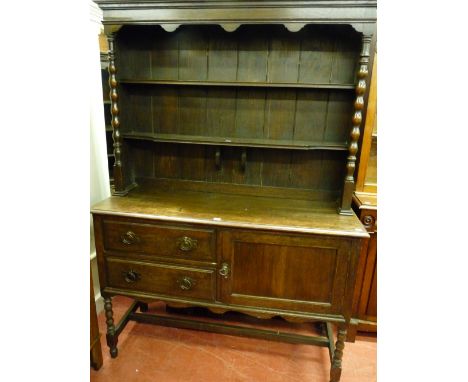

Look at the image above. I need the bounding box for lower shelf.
[122,132,348,151]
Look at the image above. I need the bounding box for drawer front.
[106,258,215,301]
[102,218,215,262]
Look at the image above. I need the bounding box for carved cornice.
[95,0,376,34]
[95,1,377,9]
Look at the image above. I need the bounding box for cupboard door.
[218,230,355,315]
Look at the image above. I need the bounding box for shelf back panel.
[119,85,354,145]
[115,24,360,85]
[128,140,345,200]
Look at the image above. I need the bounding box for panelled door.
[218,229,355,315]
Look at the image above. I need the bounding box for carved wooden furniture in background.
[351,192,377,335]
[92,1,376,381]
[348,53,377,341]
[90,266,103,370]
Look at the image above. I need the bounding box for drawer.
[102,218,215,262]
[106,258,215,301]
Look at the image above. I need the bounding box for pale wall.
[90,1,110,314]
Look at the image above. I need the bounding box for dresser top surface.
[92,182,368,238]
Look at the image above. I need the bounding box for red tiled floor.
[91,296,376,382]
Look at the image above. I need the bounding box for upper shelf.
[122,132,348,151]
[119,79,355,90]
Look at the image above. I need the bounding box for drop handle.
[122,270,141,283]
[177,276,195,291]
[218,262,230,279]
[121,231,139,245]
[177,236,198,252]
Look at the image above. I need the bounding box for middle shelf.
[122,132,348,151]
[119,79,355,90]
[118,83,354,150]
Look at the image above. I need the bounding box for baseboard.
[95,292,104,314]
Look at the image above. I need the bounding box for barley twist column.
[339,34,372,214]
[104,297,118,358]
[329,328,347,382]
[107,33,124,194]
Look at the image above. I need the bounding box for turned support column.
[329,327,347,382]
[339,34,372,215]
[107,33,124,194]
[104,297,118,358]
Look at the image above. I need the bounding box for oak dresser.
[92,1,376,381]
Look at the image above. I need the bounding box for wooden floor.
[91,296,376,382]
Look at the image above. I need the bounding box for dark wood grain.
[94,4,376,380]
[126,141,348,197]
[107,33,124,194]
[330,327,347,382]
[96,1,377,36]
[206,88,236,137]
[106,257,216,301]
[265,90,296,140]
[177,88,207,135]
[119,79,354,90]
[120,84,353,148]
[128,311,331,346]
[104,297,118,358]
[177,26,208,81]
[122,134,348,151]
[348,192,377,342]
[294,90,328,142]
[356,53,377,193]
[219,230,354,315]
[102,217,216,261]
[90,267,103,370]
[267,32,300,83]
[151,28,179,80]
[207,27,238,81]
[116,24,359,88]
[299,26,335,84]
[92,181,368,238]
[152,87,178,134]
[338,34,372,215]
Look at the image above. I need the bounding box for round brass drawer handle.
[121,231,139,245]
[122,269,141,283]
[177,236,198,252]
[177,276,195,291]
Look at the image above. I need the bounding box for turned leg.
[346,319,358,343]
[329,327,347,382]
[104,297,118,358]
[139,302,149,312]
